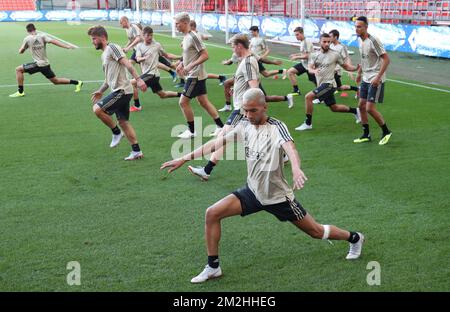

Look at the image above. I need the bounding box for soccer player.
[120,16,178,82]
[130,26,183,112]
[9,23,83,98]
[174,13,224,139]
[295,33,361,131]
[87,25,147,160]
[189,20,227,86]
[218,52,289,112]
[284,27,317,95]
[119,16,142,64]
[187,34,259,180]
[328,29,359,94]
[161,88,365,283]
[354,16,392,145]
[249,26,286,79]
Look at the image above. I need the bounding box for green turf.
[0,22,449,291]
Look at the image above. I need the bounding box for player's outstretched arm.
[282,141,307,190]
[49,39,74,49]
[161,134,234,173]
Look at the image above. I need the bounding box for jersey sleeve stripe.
[190,33,204,51]
[110,44,123,59]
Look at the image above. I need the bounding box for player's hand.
[371,76,380,87]
[292,168,307,190]
[289,54,296,61]
[182,64,192,76]
[160,158,186,173]
[91,91,103,104]
[136,78,147,92]
[176,63,184,75]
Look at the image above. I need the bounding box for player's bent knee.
[307,226,324,239]
[205,207,220,223]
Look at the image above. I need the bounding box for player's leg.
[207,73,227,85]
[116,94,144,160]
[218,77,234,112]
[196,94,224,136]
[9,65,25,97]
[178,94,196,138]
[287,66,301,94]
[354,82,371,143]
[191,193,243,283]
[295,91,315,131]
[130,78,142,111]
[157,90,182,99]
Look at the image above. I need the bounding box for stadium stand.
[0,0,35,10]
[1,0,448,25]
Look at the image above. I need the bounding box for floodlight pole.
[136,0,140,22]
[171,0,176,38]
[225,0,229,43]
[301,0,305,27]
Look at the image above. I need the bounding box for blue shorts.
[359,81,385,103]
[313,83,337,106]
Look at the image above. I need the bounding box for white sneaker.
[355,107,361,124]
[124,150,144,161]
[286,94,294,109]
[177,129,196,139]
[312,99,321,105]
[188,165,210,181]
[110,132,124,148]
[218,105,232,112]
[209,127,223,137]
[346,232,365,260]
[283,153,289,164]
[294,123,312,131]
[281,69,288,80]
[190,265,222,284]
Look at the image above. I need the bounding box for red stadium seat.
[0,0,36,10]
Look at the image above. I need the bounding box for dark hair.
[231,34,250,49]
[87,25,108,39]
[320,33,331,39]
[26,23,36,32]
[189,20,197,28]
[143,26,153,35]
[356,16,369,25]
[294,26,304,34]
[249,26,259,32]
[329,29,339,39]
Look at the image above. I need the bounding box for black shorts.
[183,78,207,98]
[23,62,56,79]
[232,184,307,222]
[158,55,172,67]
[359,81,384,103]
[96,90,132,121]
[313,83,337,106]
[258,83,267,96]
[293,63,317,85]
[334,73,342,89]
[141,74,163,93]
[258,60,266,72]
[225,109,244,126]
[130,49,138,63]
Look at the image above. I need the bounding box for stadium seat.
[0,0,35,10]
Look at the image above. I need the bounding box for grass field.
[0,21,449,292]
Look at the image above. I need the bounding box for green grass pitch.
[0,22,449,291]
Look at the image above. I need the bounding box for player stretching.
[9,23,83,98]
